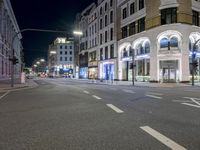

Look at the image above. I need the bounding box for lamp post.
[73,30,83,79]
[132,48,135,86]
[191,39,200,86]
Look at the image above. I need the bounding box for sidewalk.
[70,78,200,88]
[0,79,38,91]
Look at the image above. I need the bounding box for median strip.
[106,104,124,113]
[140,126,187,150]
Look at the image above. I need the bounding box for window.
[60,45,63,49]
[60,57,63,61]
[122,8,127,19]
[65,57,68,61]
[129,22,136,36]
[100,34,103,44]
[138,17,145,32]
[95,23,97,33]
[100,48,103,60]
[60,51,63,55]
[70,46,72,49]
[122,26,128,38]
[100,7,103,15]
[100,19,103,29]
[144,41,150,53]
[123,48,128,57]
[105,46,108,59]
[110,11,113,23]
[105,3,108,11]
[193,10,199,26]
[130,2,135,15]
[70,51,72,55]
[105,31,108,43]
[170,37,178,48]
[161,8,177,25]
[110,44,114,58]
[110,0,113,7]
[70,57,72,61]
[65,51,67,55]
[160,38,169,49]
[105,15,108,26]
[139,0,144,10]
[65,46,67,49]
[110,28,113,41]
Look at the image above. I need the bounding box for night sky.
[11,0,95,67]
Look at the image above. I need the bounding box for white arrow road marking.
[0,91,10,100]
[92,95,102,100]
[182,103,200,108]
[140,126,187,150]
[146,95,163,99]
[183,97,200,106]
[106,104,124,113]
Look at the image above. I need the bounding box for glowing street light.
[36,61,40,65]
[40,59,45,62]
[73,31,83,36]
[34,64,37,67]
[50,51,56,54]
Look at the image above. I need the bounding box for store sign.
[88,61,98,67]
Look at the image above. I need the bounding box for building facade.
[0,0,23,80]
[118,0,200,83]
[48,37,75,77]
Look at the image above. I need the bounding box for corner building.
[118,0,200,83]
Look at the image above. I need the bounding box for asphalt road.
[0,78,200,150]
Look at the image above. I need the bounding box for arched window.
[129,47,133,56]
[123,48,128,57]
[189,39,192,51]
[136,44,143,55]
[160,38,169,49]
[100,7,103,15]
[170,37,178,48]
[144,41,150,53]
[105,3,108,11]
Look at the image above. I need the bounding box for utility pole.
[192,39,200,86]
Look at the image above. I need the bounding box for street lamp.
[73,31,83,36]
[191,39,200,86]
[40,59,45,62]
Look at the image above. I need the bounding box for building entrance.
[160,60,178,83]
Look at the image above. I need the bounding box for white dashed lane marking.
[92,95,102,100]
[0,91,10,100]
[146,95,163,99]
[140,126,187,150]
[106,104,124,113]
[83,90,90,94]
[146,92,163,96]
[122,89,136,94]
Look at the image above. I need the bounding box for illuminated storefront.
[88,61,98,79]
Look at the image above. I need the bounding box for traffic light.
[9,56,19,64]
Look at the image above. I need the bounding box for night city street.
[0,78,200,150]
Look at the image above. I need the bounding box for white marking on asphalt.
[183,97,200,106]
[182,103,200,108]
[122,89,136,94]
[83,90,90,94]
[0,91,10,100]
[140,126,187,150]
[92,95,102,100]
[106,104,124,113]
[146,95,163,99]
[172,100,192,103]
[146,92,163,96]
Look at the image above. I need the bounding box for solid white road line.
[83,90,90,94]
[182,103,200,108]
[122,89,136,94]
[92,95,102,100]
[0,91,10,100]
[140,126,187,150]
[146,92,163,96]
[106,104,124,113]
[146,95,163,99]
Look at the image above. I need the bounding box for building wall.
[0,0,22,79]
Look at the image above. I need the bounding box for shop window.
[136,44,144,55]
